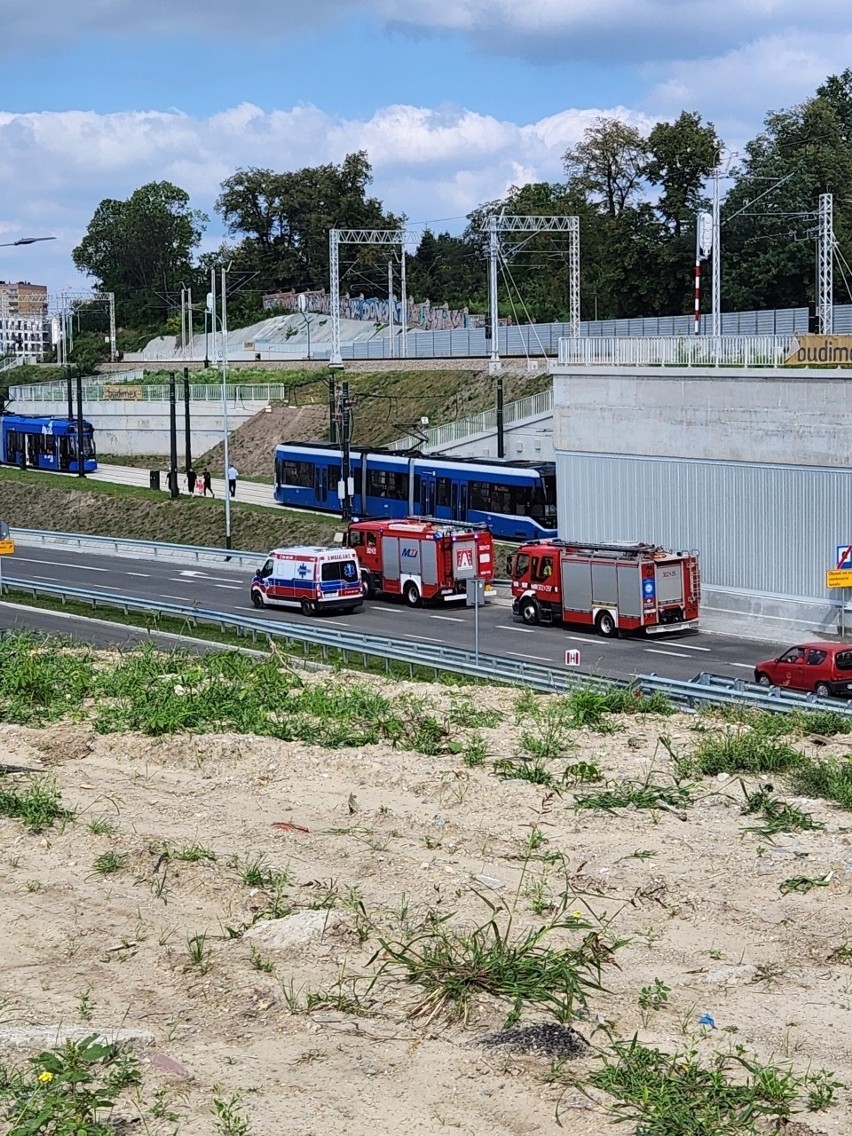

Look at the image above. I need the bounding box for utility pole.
[221,265,232,550]
[340,381,352,521]
[488,214,500,372]
[818,193,834,334]
[711,169,721,337]
[387,260,395,359]
[75,370,85,479]
[183,367,192,474]
[496,376,505,460]
[168,371,179,499]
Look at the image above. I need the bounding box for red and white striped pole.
[693,255,702,336]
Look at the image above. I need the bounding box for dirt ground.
[2,678,851,1135]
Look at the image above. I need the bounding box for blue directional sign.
[643,577,656,601]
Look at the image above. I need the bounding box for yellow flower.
[572,909,584,919]
[38,1071,54,1084]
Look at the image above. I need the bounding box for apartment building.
[0,280,50,360]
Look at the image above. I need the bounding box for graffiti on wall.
[262,290,492,332]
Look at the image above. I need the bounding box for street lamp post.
[297,293,312,360]
[207,265,233,551]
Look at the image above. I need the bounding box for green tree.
[722,82,852,310]
[216,151,401,296]
[563,117,649,220]
[72,182,207,326]
[646,111,721,237]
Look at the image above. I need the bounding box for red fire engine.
[510,539,700,637]
[346,517,494,606]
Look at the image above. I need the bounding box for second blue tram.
[273,442,557,541]
[0,414,97,473]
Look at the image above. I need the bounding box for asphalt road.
[0,544,792,685]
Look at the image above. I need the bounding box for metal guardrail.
[556,335,797,368]
[10,528,265,570]
[3,574,852,715]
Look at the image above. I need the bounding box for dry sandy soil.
[2,675,852,1135]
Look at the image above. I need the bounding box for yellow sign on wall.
[826,569,852,588]
[103,385,143,400]
[785,336,852,366]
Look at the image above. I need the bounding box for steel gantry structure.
[818,193,834,335]
[329,228,422,366]
[482,213,580,372]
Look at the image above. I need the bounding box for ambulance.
[250,546,364,616]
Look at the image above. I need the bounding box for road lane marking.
[496,624,535,634]
[667,642,711,652]
[562,634,594,643]
[126,572,151,577]
[431,615,465,622]
[10,558,107,572]
[213,584,241,590]
[731,663,755,670]
[645,648,690,658]
[505,652,554,661]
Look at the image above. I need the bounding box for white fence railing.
[391,386,554,451]
[557,335,798,368]
[9,382,296,404]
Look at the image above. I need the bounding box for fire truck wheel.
[300,599,316,616]
[361,572,374,599]
[519,598,539,625]
[251,590,265,610]
[595,610,618,638]
[403,582,422,607]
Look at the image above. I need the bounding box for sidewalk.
[92,464,279,510]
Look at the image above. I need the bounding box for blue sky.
[1,1,851,296]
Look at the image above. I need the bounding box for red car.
[754,642,852,698]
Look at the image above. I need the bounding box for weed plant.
[574,771,693,814]
[584,1036,840,1134]
[0,1034,139,1136]
[738,781,823,837]
[0,775,71,832]
[790,756,852,810]
[0,634,95,725]
[368,890,621,1026]
[689,727,803,777]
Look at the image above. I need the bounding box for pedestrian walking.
[227,464,239,498]
[202,468,214,497]
[186,466,197,495]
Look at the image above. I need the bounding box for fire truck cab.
[346,517,494,606]
[510,539,700,637]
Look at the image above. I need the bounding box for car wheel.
[520,598,539,625]
[251,590,265,609]
[403,582,422,607]
[815,682,831,698]
[756,673,772,687]
[595,610,617,638]
[300,599,315,616]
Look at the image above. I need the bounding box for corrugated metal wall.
[557,453,852,601]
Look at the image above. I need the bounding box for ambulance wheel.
[519,598,539,625]
[251,590,264,610]
[403,582,422,607]
[595,610,618,638]
[300,599,316,617]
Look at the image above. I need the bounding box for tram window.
[281,460,314,487]
[470,481,492,511]
[367,470,408,499]
[436,477,451,507]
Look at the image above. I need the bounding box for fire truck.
[346,517,495,606]
[510,539,700,637]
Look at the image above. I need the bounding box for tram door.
[450,482,468,522]
[419,473,435,517]
[314,465,327,505]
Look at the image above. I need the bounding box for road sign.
[827,569,852,588]
[0,521,13,556]
[565,649,581,667]
[836,545,852,569]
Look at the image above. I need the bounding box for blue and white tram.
[0,414,97,473]
[273,442,557,541]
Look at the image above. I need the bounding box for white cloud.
[2,0,849,67]
[0,101,644,292]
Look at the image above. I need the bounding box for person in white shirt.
[227,464,239,498]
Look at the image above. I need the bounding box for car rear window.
[835,650,852,671]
